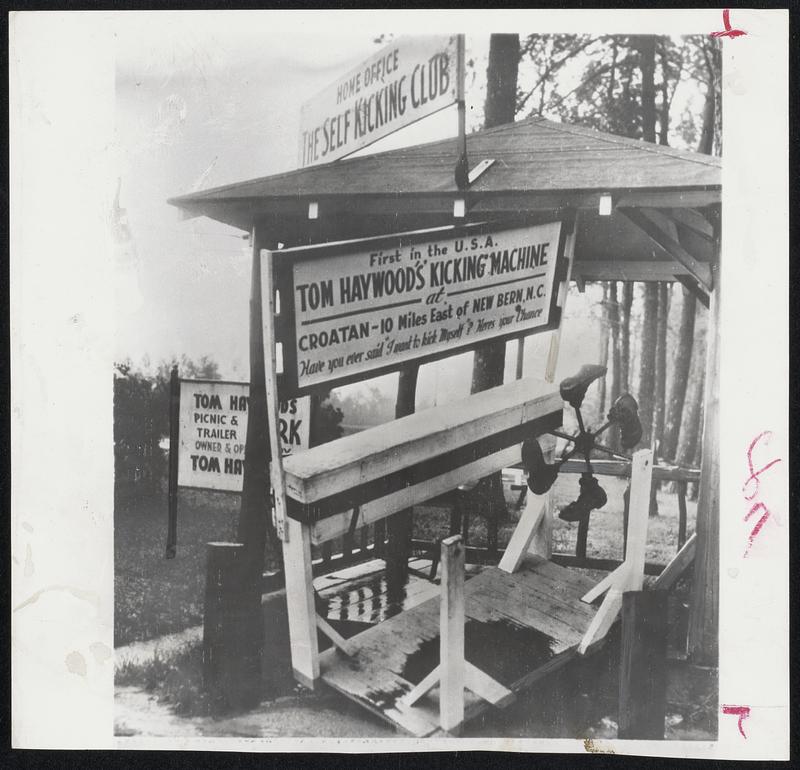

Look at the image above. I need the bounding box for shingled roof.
[169,116,720,225]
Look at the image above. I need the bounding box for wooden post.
[575,514,590,560]
[677,481,688,549]
[238,226,274,573]
[385,364,419,599]
[165,364,180,559]
[440,534,465,734]
[283,517,320,688]
[618,589,668,739]
[203,542,263,711]
[625,449,654,591]
[687,208,719,665]
[260,246,320,687]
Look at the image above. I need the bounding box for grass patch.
[116,641,210,717]
[115,486,260,646]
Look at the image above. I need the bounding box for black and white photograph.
[10,9,789,758]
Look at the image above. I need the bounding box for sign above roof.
[298,35,458,169]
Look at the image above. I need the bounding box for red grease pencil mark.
[721,705,750,738]
[742,431,781,557]
[711,9,747,39]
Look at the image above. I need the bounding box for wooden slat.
[400,665,441,708]
[283,376,561,505]
[578,587,623,655]
[626,449,655,592]
[498,493,546,574]
[464,662,515,708]
[315,614,356,656]
[572,260,698,283]
[581,563,628,604]
[283,517,320,688]
[652,533,697,592]
[440,535,466,734]
[560,458,700,482]
[311,444,522,544]
[619,207,712,290]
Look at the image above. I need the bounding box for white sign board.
[177,380,309,492]
[298,35,458,168]
[280,220,564,390]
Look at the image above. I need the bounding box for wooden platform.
[315,557,482,626]
[318,555,600,737]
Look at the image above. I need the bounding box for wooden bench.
[282,376,563,543]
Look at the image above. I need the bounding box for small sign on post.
[298,35,459,168]
[176,380,310,493]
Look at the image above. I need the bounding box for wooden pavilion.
[169,115,721,732]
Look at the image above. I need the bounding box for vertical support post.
[283,517,320,688]
[454,34,468,190]
[165,364,180,559]
[688,207,720,665]
[575,515,590,560]
[239,226,273,575]
[203,542,263,711]
[625,449,654,591]
[261,246,319,687]
[440,535,465,734]
[618,589,668,739]
[260,248,289,543]
[515,337,525,380]
[677,481,688,549]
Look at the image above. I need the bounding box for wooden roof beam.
[618,207,713,291]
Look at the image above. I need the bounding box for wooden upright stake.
[203,542,263,711]
[239,226,274,575]
[260,246,320,687]
[165,364,180,559]
[618,590,668,739]
[687,208,720,665]
[440,535,465,734]
[454,34,469,190]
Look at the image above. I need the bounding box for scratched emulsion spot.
[583,738,615,754]
[65,650,87,677]
[90,641,112,664]
[24,544,34,577]
[22,522,33,533]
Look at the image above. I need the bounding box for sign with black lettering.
[298,35,458,168]
[268,218,568,393]
[177,380,309,492]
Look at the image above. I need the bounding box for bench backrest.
[282,377,563,544]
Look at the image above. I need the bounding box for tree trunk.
[597,283,610,418]
[652,282,669,454]
[385,365,419,598]
[620,283,633,393]
[633,36,658,451]
[637,283,659,448]
[609,282,622,408]
[677,332,706,476]
[662,287,696,462]
[636,35,657,143]
[484,34,520,127]
[469,33,521,528]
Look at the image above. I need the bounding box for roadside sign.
[268,218,568,393]
[176,379,309,492]
[298,35,458,168]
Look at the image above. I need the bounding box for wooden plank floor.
[315,558,482,626]
[319,555,601,737]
